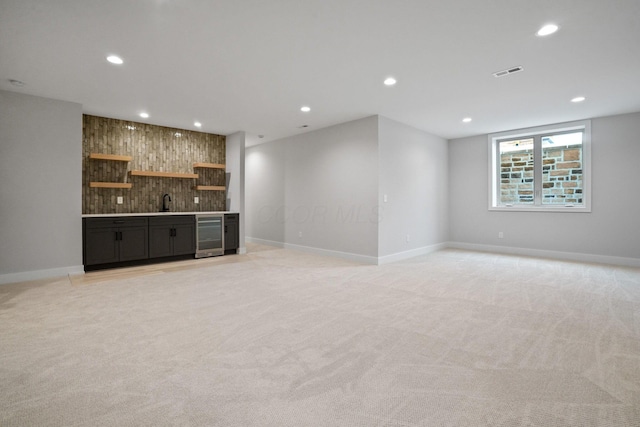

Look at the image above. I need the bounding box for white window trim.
[488,119,591,213]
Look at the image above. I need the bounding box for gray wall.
[449,111,640,264]
[225,131,246,253]
[245,141,286,244]
[378,116,449,258]
[0,91,83,283]
[246,116,379,260]
[246,115,451,263]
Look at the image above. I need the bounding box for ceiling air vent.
[493,66,524,78]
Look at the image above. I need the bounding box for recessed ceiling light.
[106,55,124,65]
[571,96,586,103]
[300,106,311,112]
[194,121,202,127]
[462,117,472,123]
[384,77,397,86]
[537,24,558,36]
[139,112,149,118]
[9,79,25,87]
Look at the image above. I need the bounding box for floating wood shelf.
[89,182,133,189]
[193,185,226,191]
[89,153,132,162]
[130,170,199,179]
[193,162,226,169]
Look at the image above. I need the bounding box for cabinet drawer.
[224,213,239,224]
[149,215,194,226]
[85,217,149,229]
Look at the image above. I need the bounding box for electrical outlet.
[498,231,504,239]
[406,234,410,242]
[298,231,302,238]
[194,196,199,204]
[116,196,123,204]
[383,194,388,203]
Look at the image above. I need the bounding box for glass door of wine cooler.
[195,215,224,258]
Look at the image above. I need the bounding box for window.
[488,120,591,212]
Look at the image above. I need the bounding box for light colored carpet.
[1,245,639,426]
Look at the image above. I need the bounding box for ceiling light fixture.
[537,24,559,36]
[571,96,586,103]
[106,55,124,65]
[139,112,149,118]
[462,117,472,123]
[300,106,311,112]
[194,121,202,127]
[384,77,397,86]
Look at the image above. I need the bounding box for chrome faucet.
[162,193,171,212]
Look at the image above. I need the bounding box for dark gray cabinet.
[224,213,239,254]
[149,216,195,258]
[83,213,237,270]
[83,217,149,265]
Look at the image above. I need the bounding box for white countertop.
[82,211,236,218]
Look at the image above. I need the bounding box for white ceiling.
[1,1,639,147]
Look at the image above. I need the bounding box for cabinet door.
[149,224,173,258]
[119,226,149,261]
[85,227,119,265]
[172,223,195,256]
[224,215,239,251]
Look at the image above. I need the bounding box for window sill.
[489,205,591,213]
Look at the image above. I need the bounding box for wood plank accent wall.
[82,115,226,214]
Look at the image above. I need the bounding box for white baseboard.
[246,236,285,248]
[246,237,377,264]
[283,242,378,265]
[0,265,84,286]
[447,242,640,268]
[378,243,448,265]
[249,236,640,268]
[247,237,452,265]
